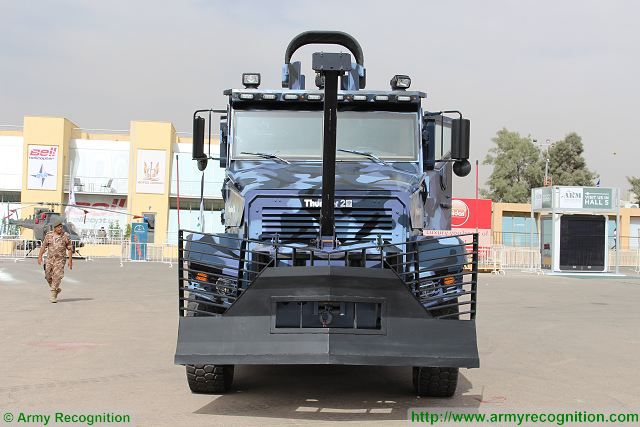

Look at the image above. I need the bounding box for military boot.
[50,289,58,303]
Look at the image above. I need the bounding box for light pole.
[534,138,552,186]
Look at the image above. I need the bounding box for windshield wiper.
[240,151,291,164]
[337,149,389,166]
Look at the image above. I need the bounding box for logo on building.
[27,145,58,191]
[451,199,470,227]
[30,164,54,187]
[136,149,166,194]
[143,162,160,181]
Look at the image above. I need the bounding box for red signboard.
[424,198,493,247]
[451,198,492,230]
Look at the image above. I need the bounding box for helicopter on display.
[5,202,144,255]
[8,209,83,252]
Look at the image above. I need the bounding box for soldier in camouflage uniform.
[37,218,73,303]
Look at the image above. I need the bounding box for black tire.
[413,367,458,397]
[186,364,234,394]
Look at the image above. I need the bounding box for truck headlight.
[410,189,425,230]
[225,188,245,227]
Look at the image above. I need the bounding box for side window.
[434,122,452,160]
[425,118,453,162]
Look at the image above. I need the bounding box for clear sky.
[1,0,639,198]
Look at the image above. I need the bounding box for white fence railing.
[498,246,541,273]
[477,246,541,274]
[119,242,177,267]
[63,175,128,194]
[0,238,40,262]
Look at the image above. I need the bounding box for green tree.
[627,176,640,204]
[482,128,544,203]
[546,133,597,186]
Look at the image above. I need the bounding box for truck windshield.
[232,110,418,161]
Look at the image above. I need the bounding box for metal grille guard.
[178,230,478,320]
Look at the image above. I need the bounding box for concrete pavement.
[1,259,639,426]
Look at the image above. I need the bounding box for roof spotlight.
[390,74,411,90]
[242,73,261,89]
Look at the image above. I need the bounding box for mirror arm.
[425,110,463,120]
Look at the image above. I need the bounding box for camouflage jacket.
[43,231,72,260]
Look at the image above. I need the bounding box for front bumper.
[175,266,479,367]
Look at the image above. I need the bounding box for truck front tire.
[413,367,458,397]
[186,364,234,394]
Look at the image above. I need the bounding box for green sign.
[583,188,612,209]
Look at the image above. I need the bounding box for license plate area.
[271,297,385,334]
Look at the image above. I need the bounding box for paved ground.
[1,259,639,426]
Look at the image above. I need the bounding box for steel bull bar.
[175,230,479,367]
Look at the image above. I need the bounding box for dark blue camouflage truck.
[175,31,479,397]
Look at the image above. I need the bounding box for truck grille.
[261,207,394,241]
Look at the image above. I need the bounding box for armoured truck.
[175,31,479,397]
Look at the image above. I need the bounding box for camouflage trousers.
[45,258,66,291]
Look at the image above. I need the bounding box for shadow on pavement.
[56,298,95,303]
[195,365,481,421]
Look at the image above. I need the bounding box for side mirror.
[451,118,470,160]
[451,118,471,177]
[193,116,206,160]
[219,116,228,168]
[193,116,207,171]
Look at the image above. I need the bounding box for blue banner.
[130,222,148,261]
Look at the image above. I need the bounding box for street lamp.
[534,138,552,186]
[544,139,551,186]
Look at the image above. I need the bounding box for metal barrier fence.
[0,238,40,262]
[120,241,177,267]
[476,246,541,274]
[478,246,502,274]
[496,246,541,274]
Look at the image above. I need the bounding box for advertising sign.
[558,187,583,209]
[65,196,128,232]
[27,145,59,190]
[424,198,493,247]
[534,187,614,211]
[130,222,148,261]
[136,149,166,194]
